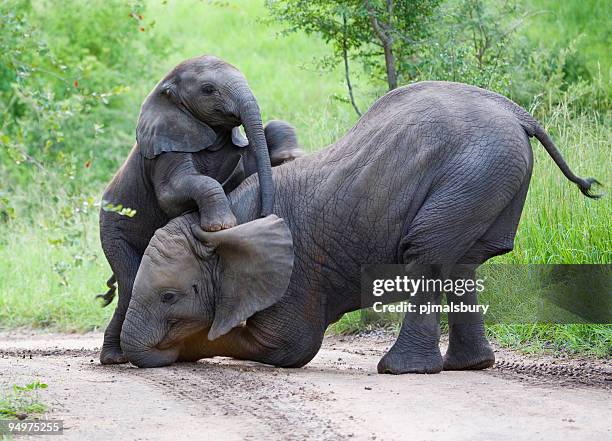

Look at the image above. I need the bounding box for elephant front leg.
[157,172,237,232]
[443,265,495,370]
[377,284,444,374]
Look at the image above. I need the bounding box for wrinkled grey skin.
[99,55,302,365]
[120,81,599,372]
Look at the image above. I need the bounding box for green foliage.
[418,0,524,93]
[487,324,612,358]
[522,0,610,76]
[101,201,137,218]
[0,381,48,419]
[0,0,166,186]
[0,0,169,312]
[266,0,441,89]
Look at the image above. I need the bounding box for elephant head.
[120,215,293,368]
[136,55,274,216]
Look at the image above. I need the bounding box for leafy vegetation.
[0,0,609,355]
[266,0,441,113]
[0,381,48,419]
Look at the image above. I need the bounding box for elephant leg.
[444,175,530,370]
[377,266,444,374]
[156,169,237,232]
[100,240,141,365]
[264,120,303,166]
[378,161,527,374]
[443,263,495,370]
[377,218,487,374]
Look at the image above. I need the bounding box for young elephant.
[119,81,599,372]
[98,55,302,365]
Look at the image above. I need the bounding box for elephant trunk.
[120,312,179,368]
[235,87,274,216]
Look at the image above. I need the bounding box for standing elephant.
[98,55,302,365]
[119,81,599,372]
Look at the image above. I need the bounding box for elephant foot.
[378,316,443,374]
[199,205,237,232]
[100,346,128,365]
[443,323,495,371]
[377,331,443,374]
[377,350,443,375]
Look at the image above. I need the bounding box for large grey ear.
[191,215,294,340]
[137,81,218,159]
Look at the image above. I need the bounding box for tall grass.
[494,109,611,265]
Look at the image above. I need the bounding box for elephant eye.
[161,292,176,303]
[201,84,216,95]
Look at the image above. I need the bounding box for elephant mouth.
[155,320,205,351]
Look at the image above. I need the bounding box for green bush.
[0,0,170,330]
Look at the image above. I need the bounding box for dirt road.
[1,331,610,441]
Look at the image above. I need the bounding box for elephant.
[98,55,302,365]
[118,81,600,372]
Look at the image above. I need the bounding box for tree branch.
[342,13,361,117]
[364,0,398,90]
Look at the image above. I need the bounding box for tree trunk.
[342,13,362,116]
[365,1,398,90]
[382,42,398,90]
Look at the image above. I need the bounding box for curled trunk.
[235,87,275,216]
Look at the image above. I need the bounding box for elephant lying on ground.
[119,81,599,372]
[98,55,302,365]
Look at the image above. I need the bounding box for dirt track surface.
[1,331,610,441]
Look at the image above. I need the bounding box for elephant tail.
[511,103,603,199]
[95,274,117,307]
[530,124,602,199]
[484,87,602,199]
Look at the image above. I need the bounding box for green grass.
[0,212,112,331]
[0,0,610,357]
[0,381,47,420]
[523,0,611,76]
[488,324,611,357]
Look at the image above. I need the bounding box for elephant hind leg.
[444,173,531,370]
[379,161,528,374]
[377,264,445,374]
[442,262,495,371]
[100,239,142,365]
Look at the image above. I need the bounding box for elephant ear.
[191,215,294,340]
[137,81,218,159]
